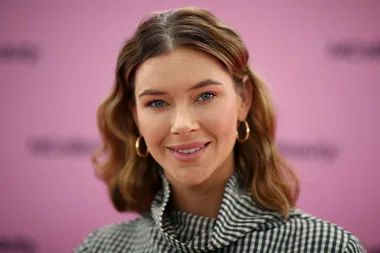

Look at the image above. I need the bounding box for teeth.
[177,144,205,154]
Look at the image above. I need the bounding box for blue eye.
[147,100,167,108]
[197,93,215,102]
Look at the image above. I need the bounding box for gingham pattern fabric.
[74,172,366,252]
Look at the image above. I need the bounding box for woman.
[75,7,366,253]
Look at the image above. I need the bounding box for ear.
[238,75,253,121]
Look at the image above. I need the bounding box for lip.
[167,142,210,162]
[167,142,209,151]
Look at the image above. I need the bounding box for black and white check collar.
[151,170,287,252]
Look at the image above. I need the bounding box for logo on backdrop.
[26,137,98,156]
[26,136,339,162]
[327,39,380,61]
[0,236,37,253]
[277,140,338,162]
[0,42,40,63]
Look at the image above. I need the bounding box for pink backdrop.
[1,1,379,252]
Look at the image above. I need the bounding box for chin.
[168,167,213,186]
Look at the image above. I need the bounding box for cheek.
[200,98,238,138]
[136,111,165,144]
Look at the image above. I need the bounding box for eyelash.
[197,92,216,104]
[145,92,216,109]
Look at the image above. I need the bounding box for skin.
[133,48,252,218]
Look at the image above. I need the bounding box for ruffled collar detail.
[151,171,286,252]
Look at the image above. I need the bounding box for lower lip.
[168,143,210,162]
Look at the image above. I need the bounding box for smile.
[167,142,210,162]
[175,144,206,154]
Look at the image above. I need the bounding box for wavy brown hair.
[92,7,300,218]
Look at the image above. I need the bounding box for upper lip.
[167,142,209,150]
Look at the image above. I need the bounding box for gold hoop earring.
[236,120,250,143]
[135,136,149,157]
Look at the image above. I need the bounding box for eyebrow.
[138,79,222,98]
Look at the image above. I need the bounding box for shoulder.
[285,209,366,253]
[73,213,153,253]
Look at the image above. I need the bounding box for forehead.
[134,48,232,89]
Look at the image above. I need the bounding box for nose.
[170,106,199,135]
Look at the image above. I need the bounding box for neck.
[168,158,235,218]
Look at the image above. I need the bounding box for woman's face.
[133,48,251,186]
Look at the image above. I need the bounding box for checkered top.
[74,172,366,252]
